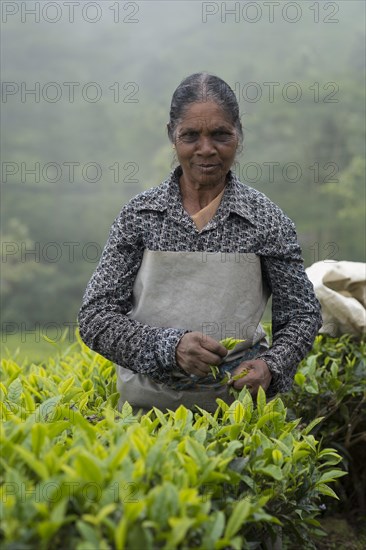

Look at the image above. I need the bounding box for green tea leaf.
[256,386,267,414]
[77,520,100,545]
[303,417,324,435]
[7,378,23,404]
[224,499,251,538]
[185,437,208,468]
[58,377,75,395]
[167,517,195,547]
[229,402,245,424]
[12,444,49,479]
[256,412,281,429]
[255,465,283,481]
[31,423,47,457]
[294,372,306,386]
[74,453,103,484]
[209,338,245,377]
[220,337,245,350]
[317,483,340,499]
[318,469,348,484]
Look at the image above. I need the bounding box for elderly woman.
[78,73,322,414]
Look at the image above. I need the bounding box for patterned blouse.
[78,166,322,395]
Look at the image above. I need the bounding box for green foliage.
[1,219,57,324]
[0,335,346,549]
[284,334,366,516]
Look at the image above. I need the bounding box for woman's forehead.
[178,101,234,128]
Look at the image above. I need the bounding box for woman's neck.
[179,175,227,214]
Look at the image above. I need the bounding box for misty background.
[1,1,365,355]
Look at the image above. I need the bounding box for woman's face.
[173,101,239,189]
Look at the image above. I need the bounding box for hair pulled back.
[167,73,243,144]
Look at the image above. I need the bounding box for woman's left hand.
[227,359,272,395]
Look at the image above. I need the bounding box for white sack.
[306,261,366,337]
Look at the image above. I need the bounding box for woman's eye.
[178,130,234,143]
[180,132,198,142]
[213,131,233,140]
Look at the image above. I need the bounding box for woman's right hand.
[175,332,228,377]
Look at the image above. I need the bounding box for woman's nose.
[197,136,215,155]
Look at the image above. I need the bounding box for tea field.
[1,333,365,549]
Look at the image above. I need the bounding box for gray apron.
[117,250,269,413]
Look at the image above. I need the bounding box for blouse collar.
[135,165,257,228]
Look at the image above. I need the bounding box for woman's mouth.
[196,164,220,171]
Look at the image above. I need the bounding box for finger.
[187,364,212,377]
[196,350,226,367]
[199,337,228,357]
[184,346,226,368]
[233,377,254,390]
[231,368,259,390]
[231,360,255,373]
[193,356,222,375]
[227,362,254,383]
[187,352,226,377]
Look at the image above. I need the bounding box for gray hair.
[167,73,243,145]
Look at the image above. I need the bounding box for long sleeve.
[77,205,187,383]
[78,168,322,393]
[256,214,322,394]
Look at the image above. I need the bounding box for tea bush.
[0,335,347,549]
[284,334,366,518]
